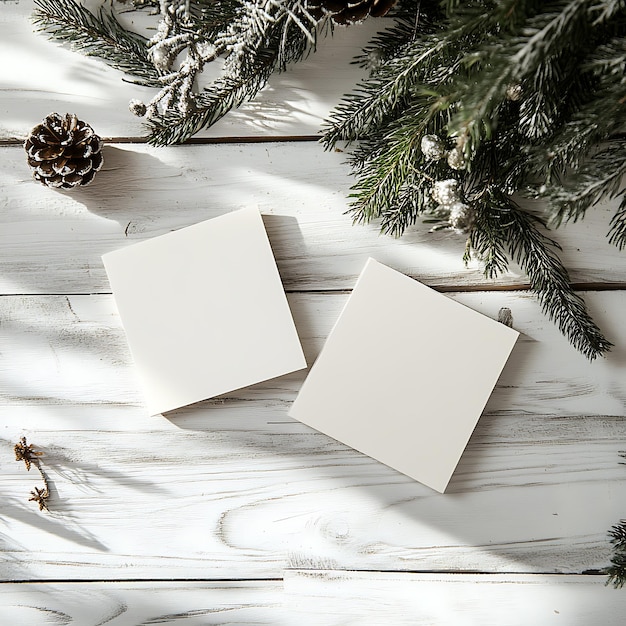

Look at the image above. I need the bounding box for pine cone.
[25,113,104,189]
[308,0,396,25]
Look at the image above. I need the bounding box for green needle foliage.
[323,0,626,359]
[608,519,626,588]
[145,0,326,145]
[32,0,160,83]
[32,0,325,145]
[607,453,626,589]
[32,0,625,358]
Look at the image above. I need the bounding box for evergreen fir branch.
[189,0,243,40]
[582,36,626,76]
[525,36,626,177]
[147,0,320,144]
[217,0,319,74]
[352,0,440,70]
[607,519,626,589]
[345,101,446,224]
[448,0,603,153]
[466,196,510,279]
[590,0,626,24]
[322,39,436,147]
[322,12,481,148]
[379,176,431,235]
[147,65,271,145]
[608,195,626,250]
[324,1,623,357]
[496,194,612,360]
[527,81,626,177]
[606,449,626,588]
[543,142,626,225]
[347,134,419,224]
[32,0,160,84]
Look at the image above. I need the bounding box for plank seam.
[0,284,624,297]
[0,136,320,147]
[0,571,608,584]
[0,578,283,584]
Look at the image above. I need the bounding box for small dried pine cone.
[24,113,104,189]
[308,0,396,25]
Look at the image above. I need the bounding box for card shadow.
[159,322,603,575]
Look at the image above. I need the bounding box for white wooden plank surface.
[1,575,625,625]
[1,291,625,580]
[0,1,378,140]
[0,580,285,625]
[284,572,626,625]
[2,412,623,579]
[2,291,625,416]
[1,143,624,295]
[2,0,626,614]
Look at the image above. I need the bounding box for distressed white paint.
[0,144,624,294]
[0,575,624,625]
[1,2,626,617]
[1,291,625,416]
[284,572,626,625]
[0,291,625,580]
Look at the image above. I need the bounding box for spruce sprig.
[607,519,626,588]
[323,0,625,359]
[498,198,613,359]
[31,0,322,143]
[147,69,272,146]
[32,0,160,84]
[607,452,626,588]
[147,0,322,145]
[543,141,626,226]
[608,196,626,251]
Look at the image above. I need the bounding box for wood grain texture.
[1,291,625,580]
[0,580,284,625]
[2,3,626,613]
[0,1,378,140]
[284,571,626,625]
[2,291,625,415]
[1,575,625,625]
[1,143,625,295]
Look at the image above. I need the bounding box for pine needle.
[32,0,159,83]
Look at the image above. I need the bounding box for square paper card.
[103,207,306,415]
[289,258,518,493]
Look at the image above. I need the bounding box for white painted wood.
[0,575,624,625]
[0,580,286,625]
[284,571,626,625]
[0,291,625,580]
[2,291,625,416]
[0,1,379,140]
[2,411,623,579]
[1,143,624,294]
[3,0,626,614]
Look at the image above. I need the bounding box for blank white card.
[289,259,518,493]
[103,208,306,415]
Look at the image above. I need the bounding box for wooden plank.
[1,143,624,294]
[0,1,378,140]
[1,291,625,416]
[284,571,626,625]
[2,410,623,579]
[0,291,625,580]
[0,580,285,625]
[0,575,624,625]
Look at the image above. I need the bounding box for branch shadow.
[0,499,109,553]
[1,436,169,514]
